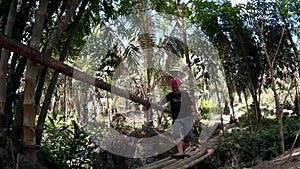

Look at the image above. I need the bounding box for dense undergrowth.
[39,113,300,169]
[2,111,300,169]
[199,116,300,169]
[38,114,176,169]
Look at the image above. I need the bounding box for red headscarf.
[170,78,182,87]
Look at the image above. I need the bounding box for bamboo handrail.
[0,33,170,113]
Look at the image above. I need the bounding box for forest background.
[0,0,299,168]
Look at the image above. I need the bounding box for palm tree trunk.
[23,0,49,161]
[0,0,17,132]
[140,0,154,125]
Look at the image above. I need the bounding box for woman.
[158,78,198,156]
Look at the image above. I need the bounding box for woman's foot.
[183,142,190,153]
[176,141,184,155]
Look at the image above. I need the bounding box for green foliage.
[283,118,300,148]
[0,133,16,169]
[199,100,216,120]
[218,126,278,167]
[216,118,300,168]
[41,115,101,169]
[237,107,257,129]
[293,95,300,116]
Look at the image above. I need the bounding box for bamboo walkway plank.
[137,134,221,169]
[137,147,197,169]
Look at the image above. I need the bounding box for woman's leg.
[172,119,184,155]
[182,116,193,153]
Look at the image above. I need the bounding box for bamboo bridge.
[0,33,224,169]
[137,135,220,169]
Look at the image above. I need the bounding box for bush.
[40,115,102,169]
[283,118,300,149]
[216,118,300,168]
[293,95,300,116]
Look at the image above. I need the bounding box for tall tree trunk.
[258,23,285,154]
[140,0,154,125]
[0,0,17,132]
[216,30,237,128]
[239,36,259,123]
[35,0,81,109]
[225,65,236,124]
[266,51,284,153]
[249,87,261,126]
[6,0,39,144]
[176,0,195,101]
[23,0,49,161]
[36,0,89,146]
[243,90,253,132]
[10,56,27,142]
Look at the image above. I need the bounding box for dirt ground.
[253,147,300,169]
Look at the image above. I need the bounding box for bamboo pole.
[0,33,170,113]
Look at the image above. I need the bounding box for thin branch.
[282,78,295,105]
[273,25,286,67]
